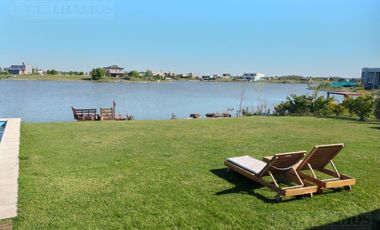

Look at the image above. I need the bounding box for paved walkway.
[0,118,21,220]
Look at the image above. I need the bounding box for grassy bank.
[15,117,380,229]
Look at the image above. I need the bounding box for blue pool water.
[0,121,6,142]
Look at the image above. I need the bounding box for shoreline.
[1,76,174,84]
[1,75,323,84]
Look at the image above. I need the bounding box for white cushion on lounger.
[226,155,267,175]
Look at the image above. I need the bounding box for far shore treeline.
[0,64,362,84]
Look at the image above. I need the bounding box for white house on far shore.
[103,65,124,78]
[8,62,32,75]
[241,73,265,81]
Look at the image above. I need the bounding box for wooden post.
[112,101,116,119]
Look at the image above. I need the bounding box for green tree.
[128,70,140,78]
[90,68,106,80]
[48,69,58,75]
[143,70,153,80]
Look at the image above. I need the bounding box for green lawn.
[15,117,380,229]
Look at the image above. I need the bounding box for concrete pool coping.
[0,118,21,220]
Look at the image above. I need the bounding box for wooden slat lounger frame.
[224,151,318,202]
[296,144,356,191]
[263,144,356,192]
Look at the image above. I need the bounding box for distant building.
[9,62,32,75]
[163,72,176,79]
[362,68,380,89]
[202,75,216,80]
[241,73,265,81]
[152,71,165,77]
[36,69,44,75]
[182,73,194,79]
[103,65,124,77]
[222,73,231,79]
[175,73,193,79]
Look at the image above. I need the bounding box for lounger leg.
[344,185,352,191]
[275,194,282,203]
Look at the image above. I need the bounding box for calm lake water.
[0,80,320,122]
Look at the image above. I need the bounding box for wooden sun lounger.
[225,151,318,202]
[297,144,356,192]
[263,144,356,193]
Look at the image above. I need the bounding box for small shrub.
[329,102,345,117]
[242,105,269,116]
[275,93,376,121]
[288,94,314,115]
[312,96,334,116]
[274,101,290,116]
[274,94,333,116]
[342,97,356,117]
[376,98,380,120]
[352,94,375,121]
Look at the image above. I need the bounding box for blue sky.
[0,0,379,77]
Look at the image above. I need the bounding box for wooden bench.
[100,101,127,121]
[100,108,114,120]
[71,107,99,121]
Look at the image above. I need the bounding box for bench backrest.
[100,108,114,120]
[72,107,97,119]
